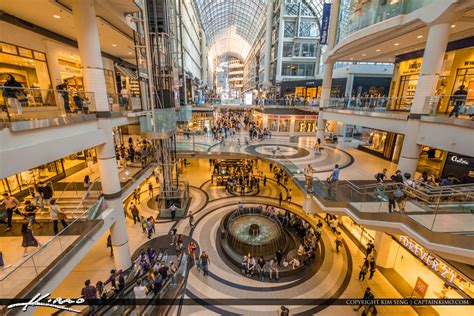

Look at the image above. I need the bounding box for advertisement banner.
[319,3,332,45]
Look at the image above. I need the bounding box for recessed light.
[53,15,61,19]
[451,24,456,28]
[128,52,133,55]
[349,57,354,60]
[394,43,399,46]
[112,44,117,47]
[362,53,366,56]
[417,35,423,38]
[376,49,381,52]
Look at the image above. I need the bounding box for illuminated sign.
[399,236,456,283]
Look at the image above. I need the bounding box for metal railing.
[1,86,95,122]
[324,96,412,112]
[424,95,474,119]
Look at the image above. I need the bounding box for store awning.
[115,64,138,80]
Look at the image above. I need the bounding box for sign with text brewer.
[414,277,429,298]
[319,3,331,45]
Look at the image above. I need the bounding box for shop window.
[18,47,33,58]
[0,42,17,55]
[268,118,279,132]
[0,52,52,90]
[284,21,297,37]
[279,119,290,132]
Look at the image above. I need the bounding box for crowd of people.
[115,137,154,169]
[239,206,322,282]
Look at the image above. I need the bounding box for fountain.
[225,207,286,257]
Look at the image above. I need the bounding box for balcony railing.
[0,86,96,122]
[337,0,433,43]
[424,95,474,120]
[324,96,411,113]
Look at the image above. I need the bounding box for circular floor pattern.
[245,144,310,159]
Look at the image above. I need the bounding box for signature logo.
[7,293,85,313]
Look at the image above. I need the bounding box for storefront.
[415,148,474,182]
[0,149,95,198]
[279,78,347,98]
[257,108,317,134]
[340,216,473,306]
[390,37,474,112]
[191,107,213,134]
[349,126,403,161]
[0,41,52,90]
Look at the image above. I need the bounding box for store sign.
[59,65,81,75]
[450,156,469,165]
[319,3,331,45]
[414,277,429,298]
[464,61,474,66]
[399,236,456,283]
[401,59,422,75]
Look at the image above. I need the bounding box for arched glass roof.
[195,0,267,61]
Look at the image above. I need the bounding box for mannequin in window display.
[377,134,386,151]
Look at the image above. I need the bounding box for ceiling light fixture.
[417,35,423,38]
[349,57,354,60]
[128,52,133,55]
[112,44,117,47]
[53,15,61,19]
[362,53,366,56]
[451,24,456,28]
[376,49,381,52]
[394,43,399,46]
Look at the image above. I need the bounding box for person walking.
[21,218,41,256]
[449,85,467,118]
[279,306,290,316]
[107,234,113,257]
[388,190,396,213]
[188,212,194,229]
[286,189,292,203]
[50,199,68,234]
[170,203,177,221]
[279,191,283,206]
[368,256,376,279]
[148,182,153,197]
[353,287,373,312]
[130,202,140,224]
[200,251,210,276]
[335,231,343,254]
[84,175,91,198]
[81,279,98,314]
[358,260,369,281]
[327,164,340,196]
[24,200,42,229]
[3,193,22,232]
[40,183,53,211]
[263,175,267,187]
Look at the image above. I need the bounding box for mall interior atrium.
[0,0,474,315]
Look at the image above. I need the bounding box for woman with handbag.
[21,218,42,256]
[2,74,24,115]
[49,199,68,235]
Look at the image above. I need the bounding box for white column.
[200,32,208,87]
[345,73,354,97]
[263,0,273,87]
[71,0,108,110]
[397,120,421,176]
[72,0,131,270]
[410,23,451,114]
[373,231,398,268]
[316,62,333,140]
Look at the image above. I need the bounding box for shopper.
[24,200,42,229]
[107,234,113,257]
[327,164,340,196]
[286,189,292,203]
[374,168,387,183]
[133,279,148,314]
[388,190,396,213]
[353,287,373,312]
[368,256,376,279]
[40,182,53,209]
[200,251,210,276]
[390,170,403,183]
[449,85,467,118]
[279,306,290,316]
[130,202,140,224]
[358,260,369,281]
[50,199,68,234]
[257,256,266,281]
[170,203,177,221]
[3,193,22,232]
[335,231,343,254]
[56,80,71,113]
[2,74,24,115]
[84,175,91,198]
[279,191,283,206]
[188,211,194,229]
[366,240,375,256]
[21,218,41,256]
[269,258,279,281]
[148,182,153,197]
[81,279,98,314]
[275,249,283,266]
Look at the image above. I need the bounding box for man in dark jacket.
[449,85,467,118]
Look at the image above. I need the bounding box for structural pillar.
[316,0,340,141]
[200,32,208,87]
[397,22,451,176]
[263,0,273,88]
[316,62,333,141]
[71,0,131,270]
[373,231,398,268]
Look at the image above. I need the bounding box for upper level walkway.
[175,132,474,263]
